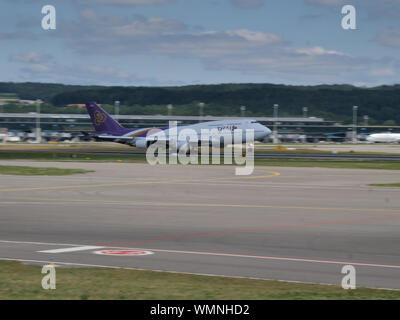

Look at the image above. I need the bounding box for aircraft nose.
[263,126,272,136]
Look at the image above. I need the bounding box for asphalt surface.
[2,148,400,160]
[0,160,400,289]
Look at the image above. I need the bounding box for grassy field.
[2,143,400,156]
[1,151,400,170]
[0,260,399,300]
[253,159,400,170]
[0,151,144,162]
[369,183,400,187]
[0,165,94,176]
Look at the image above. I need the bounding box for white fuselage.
[366,133,400,143]
[127,119,271,149]
[96,119,271,150]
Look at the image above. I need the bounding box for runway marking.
[39,246,103,253]
[0,239,86,247]
[1,240,400,274]
[100,247,400,270]
[2,243,400,270]
[94,249,153,256]
[0,171,280,192]
[9,196,400,213]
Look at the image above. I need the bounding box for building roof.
[0,113,326,123]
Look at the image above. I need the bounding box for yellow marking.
[8,196,400,213]
[0,171,280,192]
[129,128,152,137]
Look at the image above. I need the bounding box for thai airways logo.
[217,125,238,132]
[94,110,107,127]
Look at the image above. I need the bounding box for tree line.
[0,82,399,125]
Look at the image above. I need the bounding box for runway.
[0,161,400,289]
[2,148,400,160]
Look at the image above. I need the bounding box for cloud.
[111,17,187,36]
[148,29,283,59]
[58,10,283,58]
[9,52,54,75]
[57,10,187,40]
[305,0,400,6]
[80,8,129,27]
[14,0,174,5]
[22,64,51,73]
[89,0,173,4]
[9,52,52,64]
[295,46,347,56]
[205,49,369,84]
[230,0,264,9]
[376,30,400,48]
[8,50,180,85]
[46,9,397,85]
[0,31,36,40]
[8,7,400,85]
[304,0,345,6]
[82,65,131,79]
[370,68,396,77]
[304,0,400,19]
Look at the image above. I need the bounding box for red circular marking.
[94,249,153,256]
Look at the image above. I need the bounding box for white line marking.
[39,246,103,253]
[117,247,400,270]
[0,240,87,247]
[1,239,400,270]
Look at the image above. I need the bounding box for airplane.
[83,102,271,151]
[366,132,400,143]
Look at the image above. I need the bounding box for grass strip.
[0,165,93,176]
[0,260,399,300]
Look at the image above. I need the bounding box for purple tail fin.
[85,102,125,134]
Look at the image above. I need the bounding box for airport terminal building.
[0,113,399,142]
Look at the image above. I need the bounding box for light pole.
[352,105,358,143]
[303,107,308,118]
[35,99,42,143]
[114,101,120,121]
[273,104,279,144]
[167,104,173,116]
[198,102,205,123]
[363,115,369,127]
[240,105,246,118]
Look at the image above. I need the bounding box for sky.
[1,0,400,87]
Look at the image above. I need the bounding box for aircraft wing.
[97,135,134,141]
[81,131,134,142]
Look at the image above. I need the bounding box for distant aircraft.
[83,102,271,151]
[0,131,20,142]
[366,133,400,143]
